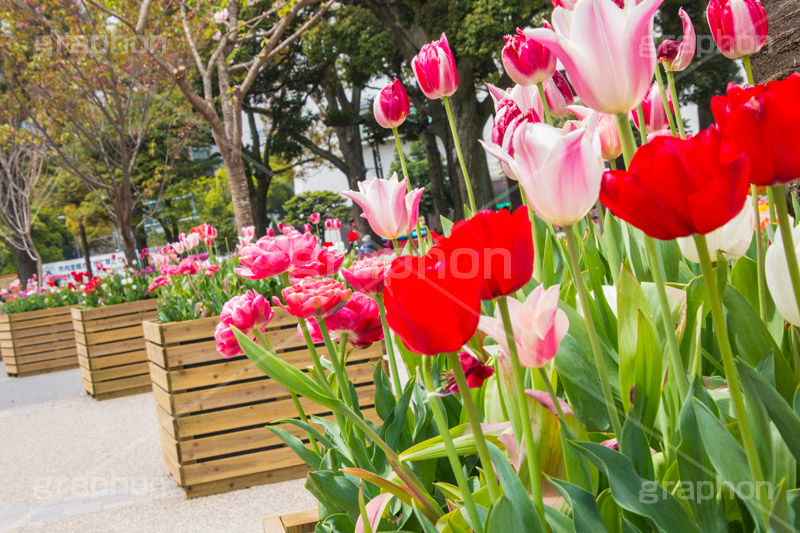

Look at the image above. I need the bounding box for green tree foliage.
[282,191,351,229]
[388,140,452,221]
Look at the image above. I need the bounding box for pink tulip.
[502,26,557,86]
[490,98,523,147]
[631,83,674,133]
[219,290,274,334]
[489,76,572,121]
[303,223,312,233]
[373,79,411,129]
[214,322,249,359]
[354,494,393,533]
[310,212,321,224]
[325,218,342,230]
[569,105,622,161]
[658,7,696,71]
[412,33,459,100]
[481,118,604,226]
[235,230,317,280]
[525,0,664,114]
[273,277,351,319]
[542,71,575,118]
[707,0,768,59]
[340,254,394,295]
[478,284,569,368]
[342,173,424,240]
[300,292,384,348]
[290,245,345,281]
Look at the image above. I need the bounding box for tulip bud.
[543,71,574,118]
[767,223,800,326]
[501,26,557,86]
[373,78,410,129]
[631,83,674,133]
[342,173,424,241]
[707,0,769,59]
[412,33,459,100]
[677,199,755,263]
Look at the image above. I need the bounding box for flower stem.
[520,191,541,282]
[692,232,769,521]
[771,185,800,322]
[564,227,623,437]
[635,103,647,144]
[536,82,553,125]
[752,189,768,319]
[446,351,500,502]
[443,96,477,215]
[666,71,686,139]
[497,296,545,523]
[422,356,484,533]
[654,66,678,137]
[393,128,426,253]
[643,235,688,400]
[297,318,330,389]
[376,293,404,396]
[742,54,755,85]
[615,112,638,168]
[537,366,567,425]
[290,391,320,454]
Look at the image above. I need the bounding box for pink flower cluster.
[236,229,345,281]
[215,290,274,358]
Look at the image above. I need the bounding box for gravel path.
[0,363,316,532]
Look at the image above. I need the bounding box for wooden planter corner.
[0,306,78,377]
[72,299,158,400]
[143,309,384,499]
[263,509,318,533]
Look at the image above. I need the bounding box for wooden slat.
[263,509,318,533]
[77,298,158,321]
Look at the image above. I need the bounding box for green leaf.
[266,426,321,469]
[399,422,508,462]
[440,215,454,237]
[721,286,782,367]
[487,442,545,533]
[233,328,337,407]
[547,477,606,533]
[340,468,415,507]
[306,471,361,521]
[570,441,699,533]
[602,210,624,283]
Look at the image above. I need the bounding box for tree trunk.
[421,129,450,223]
[506,177,523,210]
[79,221,92,276]
[750,0,799,83]
[118,218,137,268]
[10,245,37,285]
[448,60,494,212]
[441,130,465,220]
[219,148,255,231]
[253,171,271,237]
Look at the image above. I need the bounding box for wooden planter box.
[143,309,383,498]
[0,306,78,377]
[263,509,318,533]
[72,299,159,400]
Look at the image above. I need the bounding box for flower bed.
[262,509,318,533]
[0,306,78,376]
[143,308,384,498]
[72,299,159,400]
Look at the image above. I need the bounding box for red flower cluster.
[383,208,533,355]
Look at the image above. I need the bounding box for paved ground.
[0,363,316,532]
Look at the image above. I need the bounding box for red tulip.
[712,74,800,186]
[383,251,481,355]
[443,352,494,394]
[437,207,533,300]
[373,78,411,129]
[600,127,750,240]
[707,0,768,60]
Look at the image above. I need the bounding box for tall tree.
[84,0,334,230]
[751,0,798,82]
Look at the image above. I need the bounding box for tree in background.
[751,0,798,82]
[84,0,334,231]
[282,190,350,230]
[388,140,451,232]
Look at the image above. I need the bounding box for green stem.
[564,227,623,437]
[521,191,541,282]
[376,293,404,396]
[644,235,688,400]
[666,71,686,139]
[751,188,768,319]
[771,185,800,322]
[290,391,320,454]
[315,317,354,409]
[443,96,477,215]
[635,103,647,144]
[422,356,484,533]
[537,366,567,425]
[536,82,553,125]
[742,54,755,85]
[497,296,545,522]
[654,65,678,137]
[393,128,426,253]
[766,187,777,228]
[692,233,769,521]
[447,351,500,502]
[297,318,330,389]
[392,237,401,253]
[615,113,638,168]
